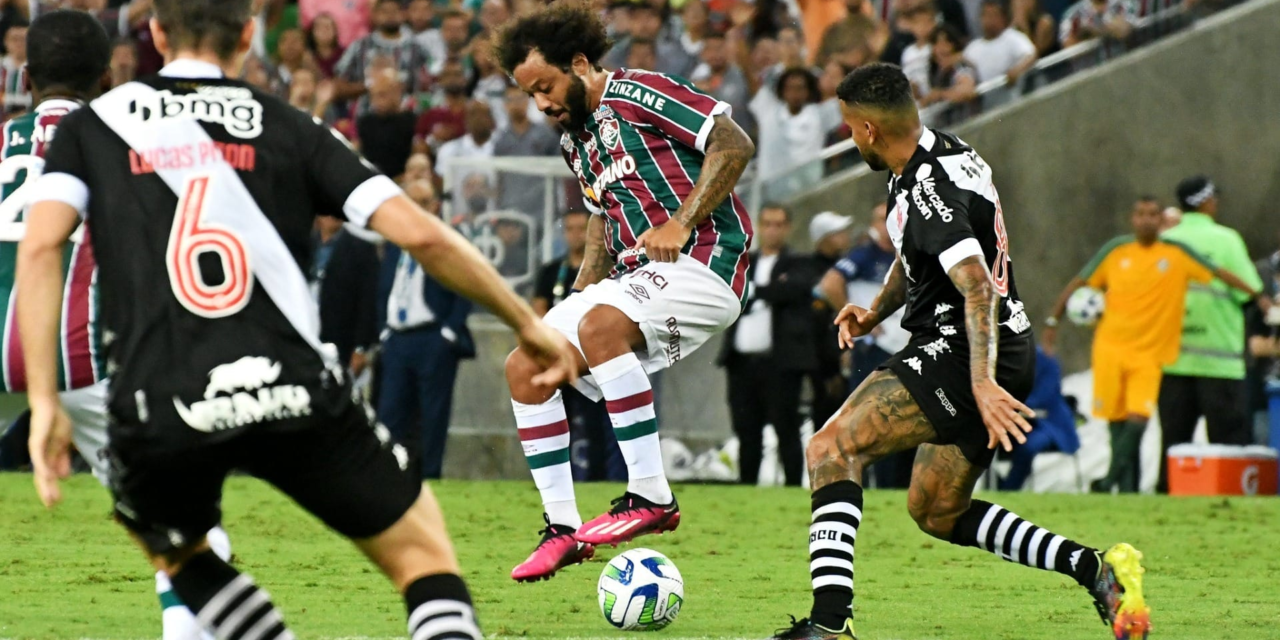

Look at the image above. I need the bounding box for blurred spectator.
[1,23,29,114]
[478,0,510,36]
[920,24,978,114]
[356,68,417,179]
[964,0,1037,84]
[678,0,709,57]
[273,28,313,87]
[718,205,822,486]
[437,100,498,217]
[378,180,475,480]
[435,9,474,74]
[750,67,840,201]
[288,65,337,120]
[898,3,935,97]
[305,12,345,78]
[1011,0,1058,56]
[241,53,278,93]
[1246,232,1280,444]
[532,210,625,482]
[494,217,531,279]
[626,38,658,70]
[604,1,696,77]
[1156,176,1265,492]
[110,38,137,88]
[1059,0,1136,47]
[691,32,755,136]
[333,0,431,112]
[468,35,513,128]
[808,211,857,430]
[493,85,559,216]
[403,152,434,186]
[311,215,379,377]
[415,60,469,152]
[407,0,447,67]
[815,1,877,68]
[997,348,1080,491]
[300,0,370,48]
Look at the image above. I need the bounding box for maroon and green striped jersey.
[562,68,753,302]
[0,99,104,392]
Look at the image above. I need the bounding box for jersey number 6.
[167,174,254,318]
[991,197,1011,297]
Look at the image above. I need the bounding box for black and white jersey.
[884,128,1031,341]
[32,60,401,441]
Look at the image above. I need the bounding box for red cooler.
[1167,444,1279,496]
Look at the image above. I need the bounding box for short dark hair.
[494,0,612,74]
[760,203,792,221]
[1136,194,1160,205]
[775,67,820,104]
[981,0,1010,19]
[153,0,253,60]
[931,23,969,49]
[836,62,914,112]
[27,11,110,95]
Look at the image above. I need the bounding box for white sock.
[158,526,232,640]
[513,390,581,528]
[591,353,673,504]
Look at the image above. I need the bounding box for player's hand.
[973,378,1035,452]
[634,221,691,263]
[518,319,581,388]
[349,351,369,377]
[1039,325,1058,356]
[834,305,879,349]
[27,397,73,509]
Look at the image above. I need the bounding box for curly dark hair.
[775,67,820,105]
[493,0,612,74]
[836,62,914,112]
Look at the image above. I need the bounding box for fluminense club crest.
[598,115,622,150]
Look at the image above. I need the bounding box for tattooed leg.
[906,444,985,538]
[805,369,938,491]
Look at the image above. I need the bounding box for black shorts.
[106,391,421,555]
[880,331,1035,468]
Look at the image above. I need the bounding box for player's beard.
[861,146,889,172]
[560,74,593,132]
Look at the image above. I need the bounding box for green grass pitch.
[0,474,1277,639]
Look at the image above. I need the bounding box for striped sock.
[158,527,232,640]
[949,500,1100,586]
[169,552,291,640]
[513,390,580,528]
[405,574,482,640]
[808,481,862,629]
[591,353,672,505]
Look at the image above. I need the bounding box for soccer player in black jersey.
[771,64,1151,640]
[16,2,577,640]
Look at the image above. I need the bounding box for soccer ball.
[597,548,684,631]
[1066,286,1105,326]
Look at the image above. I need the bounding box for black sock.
[169,551,291,640]
[808,480,862,629]
[949,499,1100,587]
[405,573,482,640]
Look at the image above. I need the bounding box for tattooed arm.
[572,214,613,291]
[635,115,755,262]
[834,257,908,349]
[948,256,1033,451]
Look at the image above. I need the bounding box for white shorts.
[544,254,742,401]
[62,380,110,484]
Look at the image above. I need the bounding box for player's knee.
[576,308,635,365]
[907,489,966,539]
[505,348,553,404]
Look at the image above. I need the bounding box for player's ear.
[150,17,169,58]
[99,67,112,93]
[239,17,257,58]
[571,52,589,78]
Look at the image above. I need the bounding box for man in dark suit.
[377,180,476,479]
[312,215,380,376]
[719,204,829,486]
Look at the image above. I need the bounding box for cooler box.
[1167,444,1278,496]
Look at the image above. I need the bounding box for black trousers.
[726,355,805,485]
[1156,374,1249,493]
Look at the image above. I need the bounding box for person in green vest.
[1157,176,1271,493]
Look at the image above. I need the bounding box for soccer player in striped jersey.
[494,0,755,581]
[4,12,230,640]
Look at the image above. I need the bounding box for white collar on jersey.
[35,98,82,112]
[159,59,225,79]
[918,127,937,151]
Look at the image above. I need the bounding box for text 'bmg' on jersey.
[884,127,1031,340]
[32,61,401,447]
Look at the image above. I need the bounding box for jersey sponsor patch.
[125,85,264,139]
[173,356,311,432]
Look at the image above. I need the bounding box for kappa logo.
[1069,548,1083,572]
[935,389,957,416]
[127,87,264,139]
[935,303,954,316]
[598,115,622,150]
[904,357,924,375]
[174,357,311,433]
[939,325,958,336]
[921,338,951,360]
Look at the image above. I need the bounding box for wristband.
[1043,316,1059,328]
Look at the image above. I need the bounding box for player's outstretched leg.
[506,348,596,582]
[773,371,936,640]
[909,444,1151,639]
[157,527,231,640]
[573,306,679,547]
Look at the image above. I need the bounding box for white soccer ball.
[1066,286,1105,326]
[597,548,684,631]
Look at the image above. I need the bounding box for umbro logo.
[629,284,649,300]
